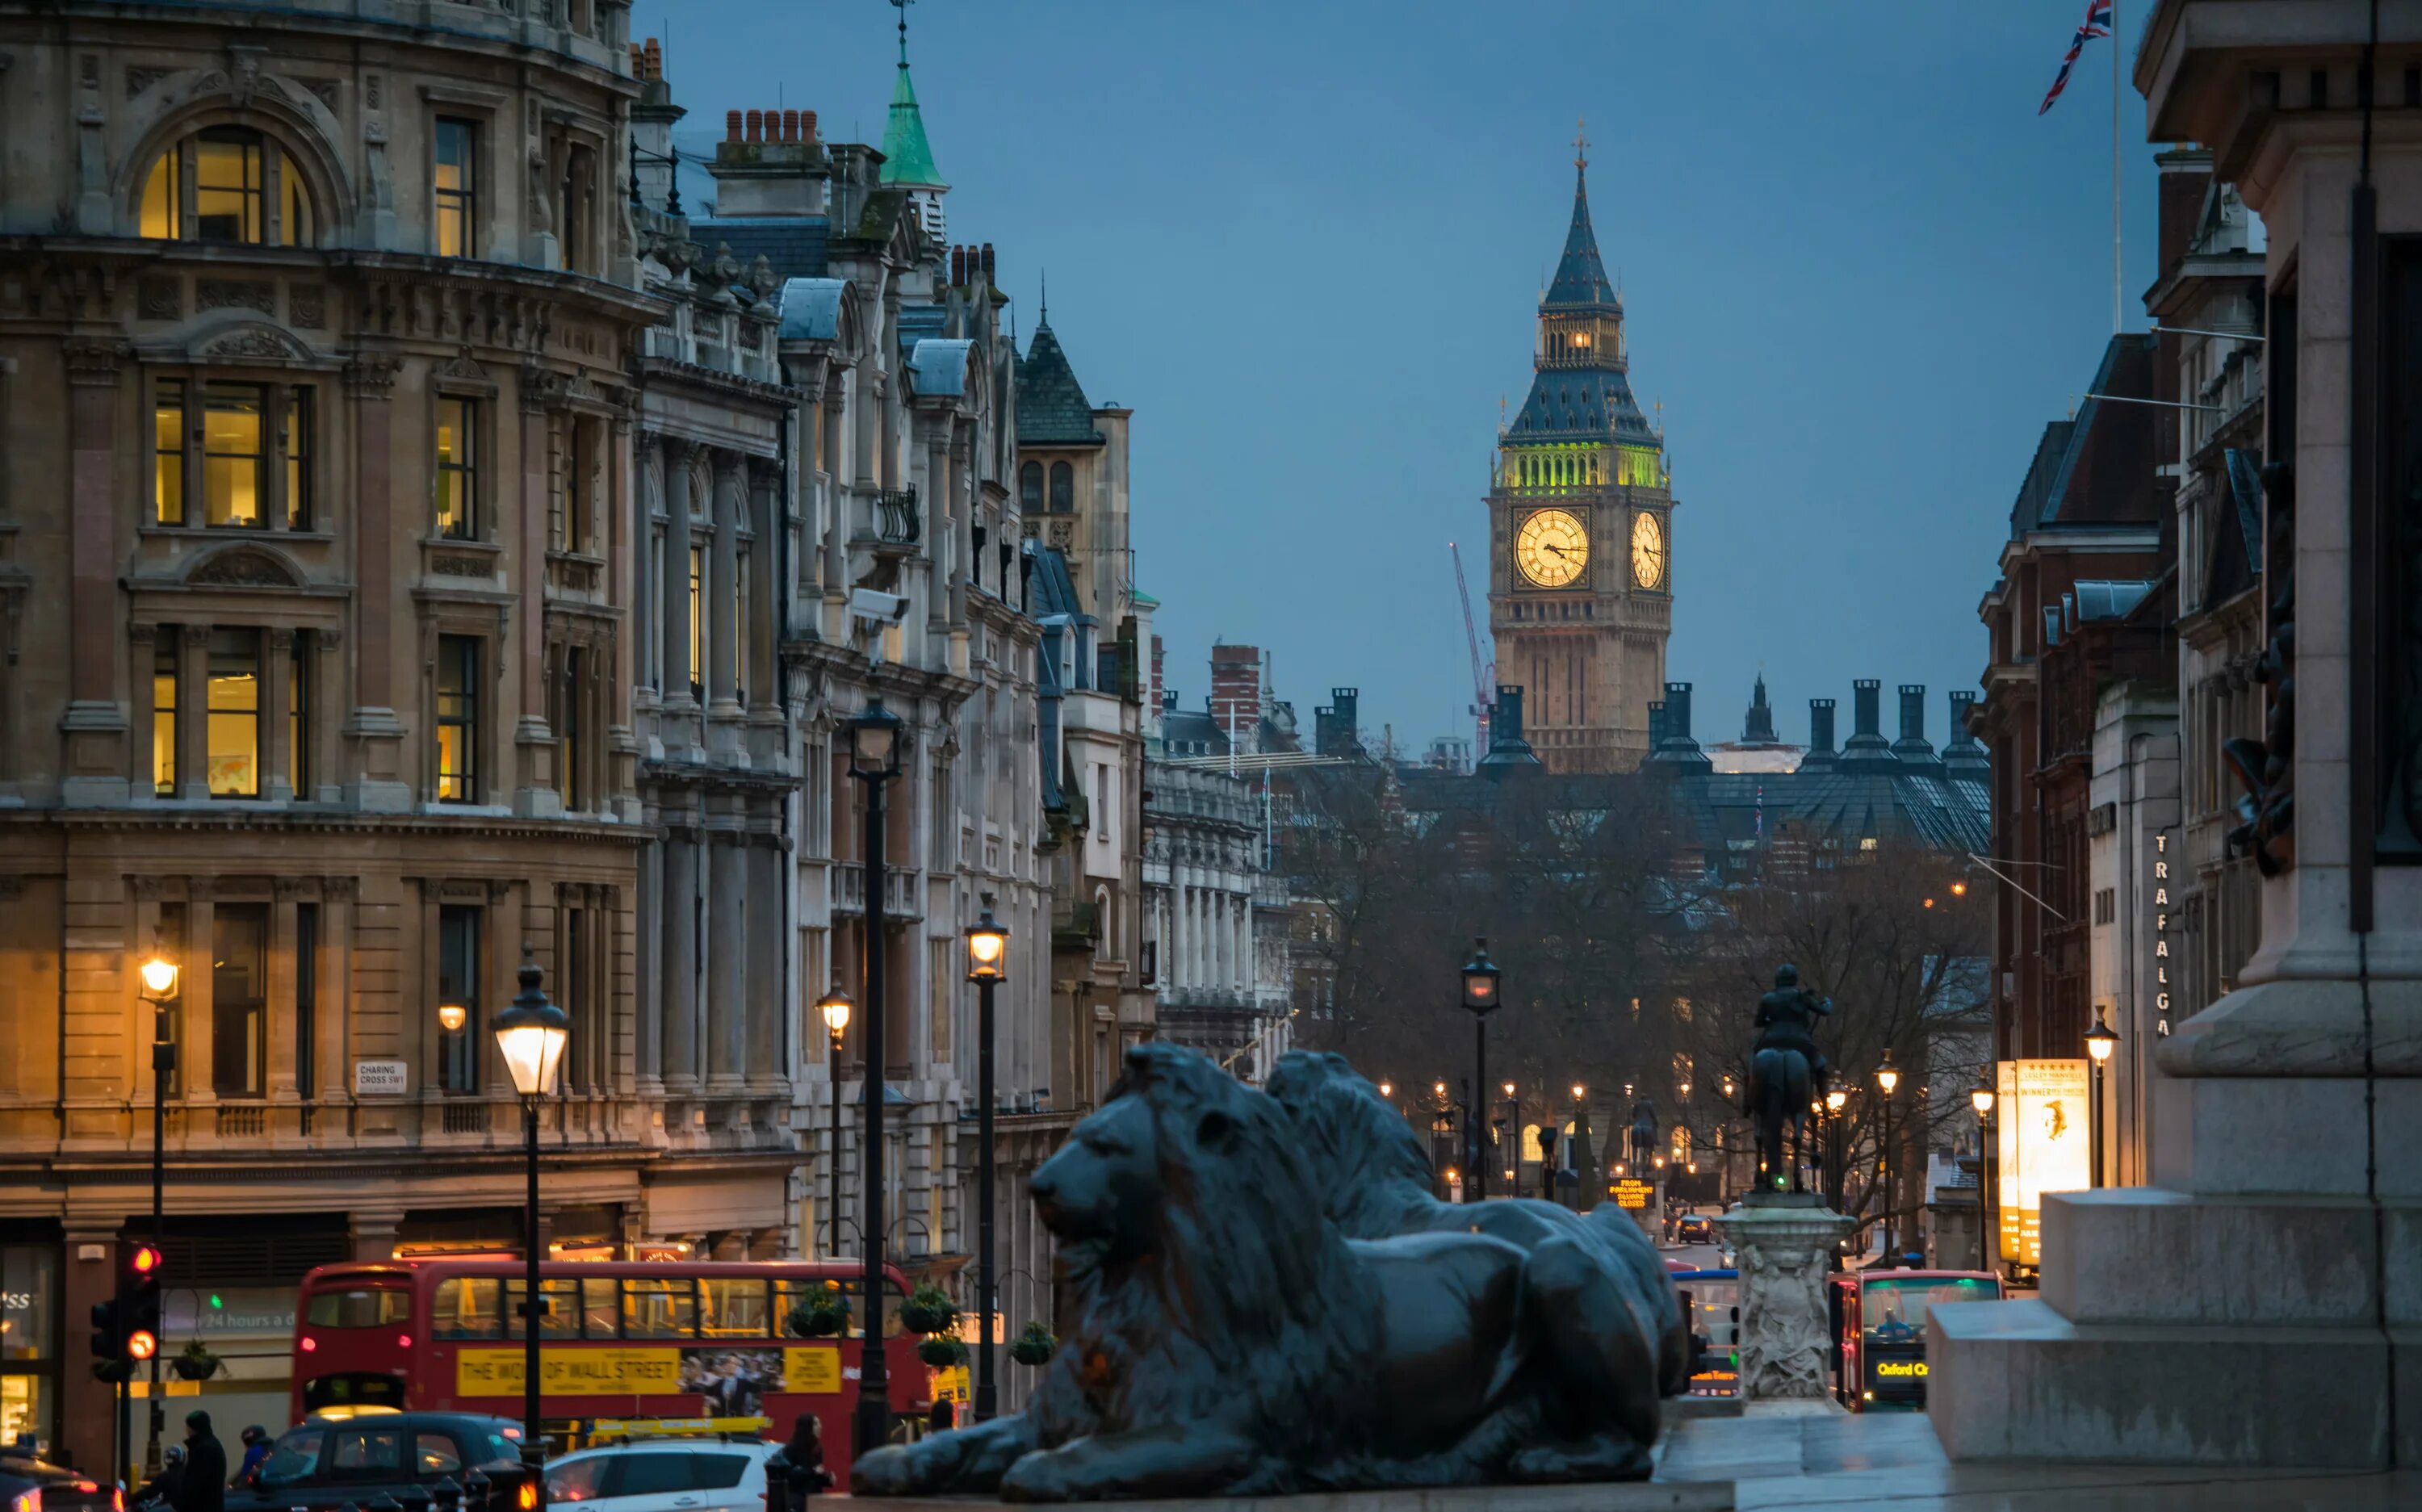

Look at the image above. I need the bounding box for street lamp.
[2084,1011,2118,1189]
[1875,1050,1900,1261]
[1971,1080,1997,1275]
[845,697,905,1454]
[964,894,1009,1422]
[136,933,179,1472]
[1379,1080,1394,1099]
[492,947,568,1472]
[815,986,852,1259]
[1822,1088,1848,1210]
[1459,939,1501,1200]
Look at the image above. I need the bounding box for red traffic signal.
[126,1329,158,1361]
[129,1245,161,1275]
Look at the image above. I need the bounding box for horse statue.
[1743,964,1832,1193]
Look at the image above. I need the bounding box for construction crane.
[1448,542,1494,756]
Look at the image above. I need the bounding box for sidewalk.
[1656,1401,2417,1509]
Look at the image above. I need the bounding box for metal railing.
[876,487,920,546]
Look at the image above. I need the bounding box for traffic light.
[90,1296,125,1376]
[123,1241,163,1364]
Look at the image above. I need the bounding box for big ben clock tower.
[1486,132,1674,773]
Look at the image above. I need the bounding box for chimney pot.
[724,109,743,143]
[1808,697,1837,755]
[782,108,800,143]
[802,109,818,142]
[980,242,995,279]
[1898,684,1927,744]
[951,246,967,285]
[1853,679,1883,738]
[1663,681,1694,741]
[744,109,764,143]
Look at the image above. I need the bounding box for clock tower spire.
[1484,136,1675,773]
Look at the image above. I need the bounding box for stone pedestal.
[1713,1194,1853,1401]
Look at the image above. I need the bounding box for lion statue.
[1265,1052,1689,1448]
[853,1042,1656,1502]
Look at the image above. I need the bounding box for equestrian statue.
[1741,964,1831,1194]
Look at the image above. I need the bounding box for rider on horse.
[1746,963,1832,1110]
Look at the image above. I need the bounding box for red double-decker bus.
[290,1260,924,1483]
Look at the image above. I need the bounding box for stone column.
[342,358,408,810]
[706,825,748,1092]
[266,629,295,802]
[707,454,744,721]
[1714,1196,1854,1401]
[746,461,778,713]
[60,339,128,805]
[661,825,701,1092]
[514,375,557,817]
[128,623,161,798]
[661,440,696,714]
[318,877,355,1108]
[745,820,785,1094]
[635,827,664,1095]
[177,625,210,802]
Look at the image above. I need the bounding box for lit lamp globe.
[2085,1012,2119,1066]
[1970,1082,1995,1118]
[1571,1083,1586,1103]
[966,894,1009,982]
[1459,938,1500,1016]
[1378,1080,1394,1099]
[438,1002,468,1033]
[139,952,180,1000]
[1432,1080,1448,1099]
[1502,1081,1515,1099]
[491,948,569,1099]
[816,987,853,1041]
[1825,1088,1848,1115]
[847,698,906,781]
[1875,1051,1900,1097]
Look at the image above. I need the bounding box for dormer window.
[140,126,316,246]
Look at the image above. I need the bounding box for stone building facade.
[0,0,663,1464]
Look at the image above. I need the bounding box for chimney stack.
[950,245,966,286]
[1648,681,1714,772]
[1806,697,1837,764]
[1898,685,1926,745]
[1647,700,1666,748]
[1842,679,1896,765]
[1944,690,1988,775]
[1477,685,1544,776]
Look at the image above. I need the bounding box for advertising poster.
[458,1344,842,1401]
[1997,1058,2090,1267]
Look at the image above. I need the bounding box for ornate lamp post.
[492,948,569,1472]
[1970,1080,1997,1274]
[846,697,905,1453]
[1823,1087,1848,1211]
[1874,1050,1901,1261]
[964,895,1008,1422]
[1459,940,1500,1200]
[815,987,853,1256]
[2084,1011,2118,1188]
[136,936,179,1472]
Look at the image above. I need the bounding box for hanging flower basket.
[916,1334,970,1368]
[898,1284,958,1337]
[1009,1320,1057,1368]
[788,1288,850,1339]
[172,1340,220,1381]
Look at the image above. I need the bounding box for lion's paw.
[850,1443,934,1497]
[996,1448,1084,1503]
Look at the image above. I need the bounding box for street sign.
[354,1058,409,1095]
[1611,1177,1653,1209]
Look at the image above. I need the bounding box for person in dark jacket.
[232,1426,270,1489]
[132,1444,185,1509]
[174,1411,226,1512]
[770,1413,830,1508]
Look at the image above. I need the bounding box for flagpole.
[2111,0,2123,333]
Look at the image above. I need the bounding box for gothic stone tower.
[1485,141,1674,773]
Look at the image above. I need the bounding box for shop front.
[2,1236,61,1454]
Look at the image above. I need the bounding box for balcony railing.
[876,488,920,546]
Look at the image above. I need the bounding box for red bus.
[1829,1267,2002,1410]
[290,1260,925,1484]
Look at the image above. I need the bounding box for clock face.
[1516,509,1589,588]
[1631,510,1666,589]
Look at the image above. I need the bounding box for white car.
[545,1440,782,1512]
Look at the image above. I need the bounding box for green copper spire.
[879,3,943,188]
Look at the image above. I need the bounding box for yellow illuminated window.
[140,151,180,239]
[196,128,264,244]
[688,546,704,699]
[153,635,179,795]
[138,129,312,245]
[202,383,265,528]
[435,119,477,258]
[154,380,186,525]
[206,628,261,798]
[436,397,476,538]
[436,635,478,802]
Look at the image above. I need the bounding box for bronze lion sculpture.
[853,1042,1666,1501]
[1264,1050,1690,1443]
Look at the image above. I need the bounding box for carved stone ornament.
[194,323,316,363]
[187,548,300,588]
[61,337,129,386]
[196,280,276,316]
[438,350,491,384]
[226,46,265,108]
[856,1045,1681,1498]
[1713,1200,1857,1401]
[290,286,328,329]
[430,554,493,580]
[126,66,172,99]
[139,279,182,320]
[345,355,401,399]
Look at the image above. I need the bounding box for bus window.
[506,1279,579,1336]
[701,1280,769,1338]
[305,1287,411,1328]
[432,1277,503,1338]
[580,1278,619,1338]
[623,1277,697,1338]
[837,1280,907,1339]
[299,1372,405,1416]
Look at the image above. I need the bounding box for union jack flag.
[2039,0,2114,115]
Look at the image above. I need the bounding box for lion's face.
[1031,1093,1164,1267]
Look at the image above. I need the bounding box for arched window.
[140,125,316,246]
[1049,461,1073,514]
[1019,460,1042,513]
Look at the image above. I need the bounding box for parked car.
[543,1439,781,1512]
[1676,1213,1714,1244]
[0,1451,124,1512]
[224,1413,532,1512]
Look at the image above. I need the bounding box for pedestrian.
[927,1398,954,1435]
[770,1413,830,1510]
[133,1444,185,1510]
[173,1411,227,1512]
[232,1426,270,1489]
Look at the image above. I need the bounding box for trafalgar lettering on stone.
[2152,831,2173,1036]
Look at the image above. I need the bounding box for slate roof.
[1545,164,1620,310]
[1507,367,1660,444]
[1016,320,1102,446]
[693,217,830,281]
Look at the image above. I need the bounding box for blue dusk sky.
[632,0,2168,755]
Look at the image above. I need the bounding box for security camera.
[849,588,911,626]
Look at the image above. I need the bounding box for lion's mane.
[1024,1044,1380,1489]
